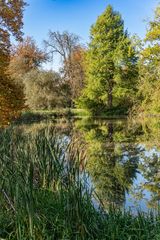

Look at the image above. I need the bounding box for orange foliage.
[0,0,26,125]
[7,37,47,81]
[64,46,86,100]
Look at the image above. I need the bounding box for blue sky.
[23,0,159,70]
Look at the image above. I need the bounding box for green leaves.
[77,5,138,115]
[138,4,160,114]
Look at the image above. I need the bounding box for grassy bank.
[14,108,127,125]
[14,109,90,124]
[1,127,160,239]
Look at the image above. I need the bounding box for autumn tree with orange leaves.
[63,46,86,101]
[0,0,26,125]
[7,37,47,86]
[44,31,86,106]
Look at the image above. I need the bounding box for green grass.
[14,109,91,125]
[1,127,160,239]
[15,108,127,125]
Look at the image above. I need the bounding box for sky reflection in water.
[2,116,160,212]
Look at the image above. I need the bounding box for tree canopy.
[44,31,85,107]
[24,70,67,110]
[77,5,138,115]
[7,37,47,84]
[137,4,160,114]
[0,0,26,125]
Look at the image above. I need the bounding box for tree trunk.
[108,122,113,142]
[108,81,113,109]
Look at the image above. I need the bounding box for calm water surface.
[2,116,160,212]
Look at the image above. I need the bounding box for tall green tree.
[138,4,160,114]
[78,5,138,115]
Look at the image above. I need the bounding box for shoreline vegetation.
[14,109,160,127]
[5,109,160,129]
[15,109,128,124]
[1,127,160,240]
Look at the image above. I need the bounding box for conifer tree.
[78,5,138,115]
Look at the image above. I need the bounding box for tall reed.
[1,127,160,239]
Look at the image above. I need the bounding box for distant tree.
[77,5,138,115]
[7,37,47,85]
[0,0,26,124]
[24,70,67,110]
[44,31,84,106]
[44,30,80,65]
[138,4,160,114]
[63,46,86,101]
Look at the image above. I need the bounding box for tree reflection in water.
[74,118,141,209]
[2,116,160,211]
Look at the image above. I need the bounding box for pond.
[1,116,160,213]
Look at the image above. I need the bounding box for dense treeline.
[136,6,160,115]
[0,2,160,124]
